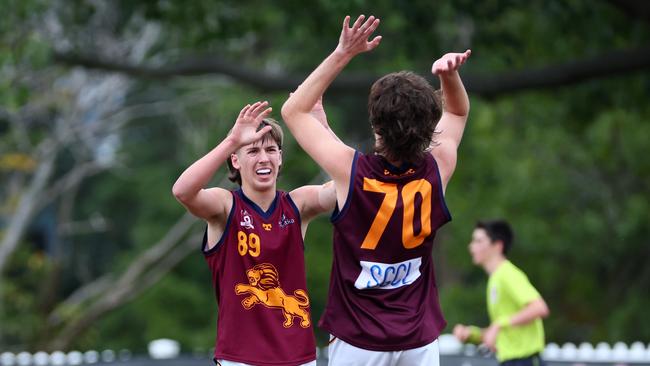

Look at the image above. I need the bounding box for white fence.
[437,334,650,364]
[2,336,650,365]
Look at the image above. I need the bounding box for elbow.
[538,299,550,318]
[444,105,469,120]
[457,97,470,117]
[172,182,191,204]
[541,306,550,319]
[281,99,306,124]
[458,102,470,118]
[280,100,295,122]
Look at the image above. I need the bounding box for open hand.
[229,101,273,147]
[335,15,382,57]
[432,49,472,75]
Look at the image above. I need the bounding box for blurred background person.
[454,220,549,366]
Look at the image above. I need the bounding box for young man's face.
[231,136,282,192]
[468,228,501,266]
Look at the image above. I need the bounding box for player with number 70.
[282,14,471,365]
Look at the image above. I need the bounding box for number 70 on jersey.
[361,178,433,250]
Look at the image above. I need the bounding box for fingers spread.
[245,101,262,117]
[363,18,380,36]
[250,101,269,116]
[254,125,273,139]
[239,104,251,119]
[369,35,382,48]
[359,15,375,33]
[259,107,272,119]
[352,15,365,30]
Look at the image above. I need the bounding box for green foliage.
[87,255,216,352]
[444,73,650,343]
[2,0,650,353]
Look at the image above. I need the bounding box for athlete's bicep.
[431,139,457,191]
[431,111,467,189]
[179,187,232,221]
[291,182,336,224]
[436,111,468,147]
[318,181,337,213]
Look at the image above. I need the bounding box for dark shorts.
[501,353,545,366]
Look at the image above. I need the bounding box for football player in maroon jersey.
[173,99,335,366]
[282,14,471,366]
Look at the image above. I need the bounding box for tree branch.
[0,153,57,273]
[466,46,650,98]
[47,231,201,351]
[47,275,114,327]
[37,161,106,212]
[606,0,650,23]
[53,46,650,97]
[45,212,199,350]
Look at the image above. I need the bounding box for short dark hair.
[226,118,283,185]
[368,71,442,164]
[475,219,514,256]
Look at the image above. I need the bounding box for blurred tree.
[1,0,649,352]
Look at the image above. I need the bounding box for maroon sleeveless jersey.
[319,152,451,351]
[203,189,316,365]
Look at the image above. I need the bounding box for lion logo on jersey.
[234,263,311,328]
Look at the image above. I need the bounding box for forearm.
[282,50,352,119]
[312,113,342,142]
[495,298,550,328]
[439,71,469,117]
[309,103,342,143]
[172,137,238,200]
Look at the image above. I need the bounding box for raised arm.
[282,15,381,206]
[430,50,471,192]
[172,102,272,220]
[289,92,342,142]
[309,95,342,143]
[288,97,339,236]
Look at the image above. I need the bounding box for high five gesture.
[335,15,382,58]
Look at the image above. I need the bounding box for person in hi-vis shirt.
[454,220,550,366]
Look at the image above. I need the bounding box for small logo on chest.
[240,210,254,230]
[279,213,295,228]
[262,223,272,231]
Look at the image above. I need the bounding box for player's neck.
[483,255,506,275]
[241,184,277,212]
[374,137,403,167]
[375,152,403,167]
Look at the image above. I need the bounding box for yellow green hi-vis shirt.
[487,260,545,362]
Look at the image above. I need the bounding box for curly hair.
[226,118,283,185]
[368,71,442,164]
